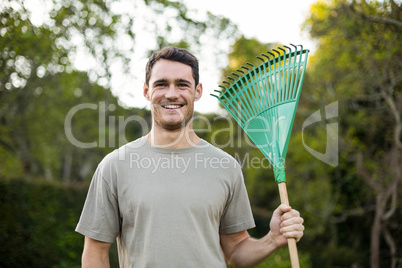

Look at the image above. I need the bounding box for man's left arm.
[220,204,304,268]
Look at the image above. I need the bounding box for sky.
[25,0,318,114]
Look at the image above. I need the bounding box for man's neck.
[146,124,200,149]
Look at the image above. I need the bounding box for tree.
[0,0,238,182]
[305,0,402,267]
[220,35,279,81]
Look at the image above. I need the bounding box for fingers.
[280,220,304,241]
[273,204,292,217]
[271,205,305,242]
[281,208,300,221]
[279,208,304,242]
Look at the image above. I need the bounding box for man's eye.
[178,83,189,88]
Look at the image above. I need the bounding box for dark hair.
[145,47,199,86]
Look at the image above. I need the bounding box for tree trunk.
[63,148,73,185]
[370,194,383,268]
[383,226,397,268]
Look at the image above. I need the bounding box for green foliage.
[0,179,86,267]
[257,247,312,268]
[220,35,279,81]
[0,0,239,184]
[302,0,402,266]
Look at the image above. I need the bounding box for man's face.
[144,59,202,131]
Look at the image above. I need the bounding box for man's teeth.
[163,104,182,109]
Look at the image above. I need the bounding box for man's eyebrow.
[152,79,168,85]
[175,79,192,85]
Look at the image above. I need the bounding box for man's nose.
[165,84,179,99]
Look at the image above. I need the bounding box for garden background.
[1,0,401,267]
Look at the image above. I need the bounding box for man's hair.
[145,47,199,86]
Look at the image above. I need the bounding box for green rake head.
[211,44,309,183]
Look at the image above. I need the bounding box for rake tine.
[231,73,252,114]
[210,93,221,99]
[235,69,252,103]
[260,53,274,108]
[213,89,223,94]
[239,67,263,113]
[266,51,278,105]
[255,56,270,111]
[224,78,250,124]
[245,62,265,114]
[218,84,231,101]
[272,48,280,57]
[261,53,270,60]
[282,46,293,101]
[266,51,276,58]
[211,89,223,97]
[261,53,274,107]
[246,62,255,68]
[227,76,243,107]
[217,84,244,124]
[236,69,245,75]
[232,72,258,117]
[268,51,280,136]
[277,47,287,103]
[292,45,304,100]
[288,45,298,100]
[275,48,285,103]
[220,82,234,101]
[296,45,308,102]
[241,65,250,72]
[272,49,284,103]
[265,51,276,108]
[222,81,237,103]
[290,45,300,100]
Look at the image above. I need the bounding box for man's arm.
[220,204,304,268]
[82,236,113,268]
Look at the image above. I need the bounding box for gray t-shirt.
[76,137,255,267]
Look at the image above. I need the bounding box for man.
[76,47,304,267]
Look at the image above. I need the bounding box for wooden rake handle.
[278,182,300,268]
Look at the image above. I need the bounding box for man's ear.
[143,83,150,101]
[195,83,203,101]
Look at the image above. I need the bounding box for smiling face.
[144,59,202,131]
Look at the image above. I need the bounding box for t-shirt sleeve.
[219,165,255,234]
[75,167,120,243]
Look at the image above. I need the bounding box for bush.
[0,179,118,267]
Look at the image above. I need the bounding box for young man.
[76,47,304,267]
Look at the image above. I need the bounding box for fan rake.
[211,44,309,267]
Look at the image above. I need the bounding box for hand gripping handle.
[278,182,300,268]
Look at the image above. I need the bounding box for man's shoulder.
[199,140,240,167]
[98,137,148,168]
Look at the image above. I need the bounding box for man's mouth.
[161,104,184,110]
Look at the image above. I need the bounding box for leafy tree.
[0,0,238,182]
[305,0,402,267]
[220,35,279,81]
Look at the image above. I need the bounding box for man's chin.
[156,120,188,131]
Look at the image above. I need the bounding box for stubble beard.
[153,107,193,132]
